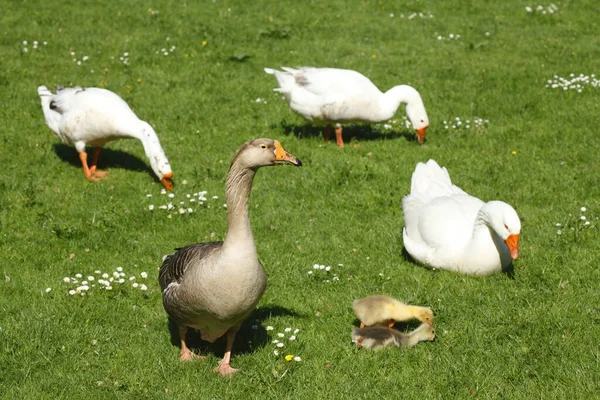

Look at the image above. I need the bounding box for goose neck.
[222,163,256,250]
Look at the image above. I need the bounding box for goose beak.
[161,172,174,191]
[274,141,302,167]
[504,233,520,260]
[416,126,428,144]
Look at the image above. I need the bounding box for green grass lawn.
[1,0,600,398]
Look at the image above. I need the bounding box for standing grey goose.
[159,138,302,376]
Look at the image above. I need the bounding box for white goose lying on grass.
[264,67,429,147]
[159,139,302,376]
[402,159,521,275]
[37,86,173,190]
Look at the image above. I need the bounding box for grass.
[1,0,600,398]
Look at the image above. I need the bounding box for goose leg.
[323,125,332,142]
[335,125,344,147]
[387,320,395,328]
[89,147,109,178]
[78,151,102,182]
[359,322,366,328]
[179,326,205,361]
[213,329,239,376]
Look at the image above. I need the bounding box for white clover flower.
[581,216,586,221]
[87,276,94,281]
[105,286,113,291]
[272,339,279,344]
[149,205,155,211]
[23,40,28,45]
[69,289,76,295]
[284,327,292,332]
[293,356,302,362]
[276,342,284,348]
[140,284,148,291]
[584,221,591,226]
[140,272,148,279]
[307,271,313,275]
[289,336,296,341]
[116,267,123,272]
[168,193,175,198]
[581,207,587,212]
[132,282,139,288]
[75,273,82,279]
[273,350,279,356]
[82,281,88,285]
[277,333,285,338]
[94,270,101,274]
[117,279,125,284]
[266,326,274,331]
[313,264,320,269]
[63,277,70,283]
[293,328,299,334]
[129,276,136,281]
[45,288,52,293]
[102,273,109,279]
[325,266,331,272]
[319,265,325,270]
[160,189,167,195]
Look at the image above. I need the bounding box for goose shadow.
[277,120,418,144]
[53,143,154,178]
[401,246,516,279]
[166,305,303,357]
[352,318,423,331]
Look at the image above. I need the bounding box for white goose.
[264,67,429,147]
[402,160,521,275]
[37,86,173,190]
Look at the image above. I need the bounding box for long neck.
[378,85,416,121]
[222,163,257,254]
[132,121,171,179]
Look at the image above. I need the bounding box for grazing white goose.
[37,85,173,190]
[264,67,429,147]
[402,160,521,275]
[159,139,302,376]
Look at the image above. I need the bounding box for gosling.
[352,323,436,350]
[352,295,433,328]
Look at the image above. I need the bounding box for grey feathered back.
[158,242,223,291]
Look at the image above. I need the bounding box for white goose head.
[480,201,521,260]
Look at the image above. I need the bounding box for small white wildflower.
[557,230,562,235]
[62,277,70,283]
[45,288,52,293]
[129,276,136,281]
[23,40,28,45]
[160,189,167,195]
[94,270,101,274]
[266,326,274,331]
[75,273,82,279]
[140,272,148,279]
[332,276,339,281]
[325,266,331,272]
[307,271,313,275]
[148,205,155,211]
[68,289,77,295]
[116,267,123,272]
[284,328,292,332]
[294,329,299,334]
[313,264,320,269]
[179,208,186,214]
[319,265,325,270]
[81,281,88,285]
[293,356,301,362]
[277,333,285,338]
[146,194,152,197]
[140,284,148,291]
[581,215,587,221]
[105,286,113,291]
[581,207,587,212]
[276,342,284,348]
[289,335,296,341]
[212,195,219,199]
[168,193,175,198]
[272,339,279,344]
[117,279,125,284]
[132,282,139,288]
[584,221,591,226]
[87,276,94,281]
[102,273,109,279]
[273,350,279,356]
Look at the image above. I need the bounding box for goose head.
[416,307,434,326]
[481,201,521,260]
[232,138,302,169]
[405,92,429,144]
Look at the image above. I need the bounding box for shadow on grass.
[53,143,154,179]
[401,246,516,279]
[166,305,302,357]
[277,120,418,144]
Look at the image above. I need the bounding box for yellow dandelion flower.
[136,78,142,84]
[147,8,153,13]
[511,150,517,155]
[202,40,208,46]
[284,354,294,361]
[371,54,377,59]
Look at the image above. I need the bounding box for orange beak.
[504,233,520,260]
[161,172,174,191]
[416,126,428,144]
[274,141,302,166]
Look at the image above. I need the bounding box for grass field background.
[1,0,599,398]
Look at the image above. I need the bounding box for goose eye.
[260,144,267,149]
[504,224,509,231]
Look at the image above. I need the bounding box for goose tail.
[264,67,296,94]
[37,85,61,133]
